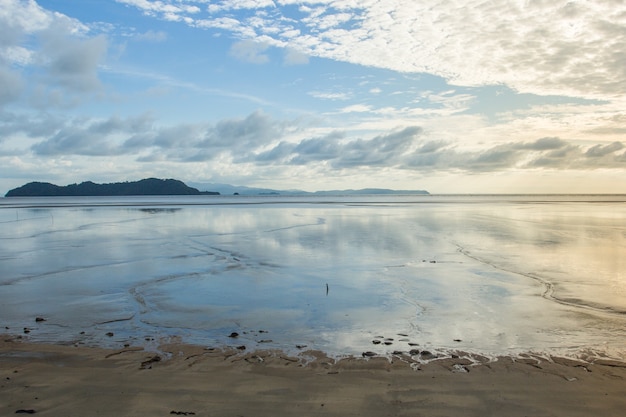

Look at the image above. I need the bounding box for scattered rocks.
[372,340,382,345]
[23,328,30,334]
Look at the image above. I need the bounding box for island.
[4,178,220,197]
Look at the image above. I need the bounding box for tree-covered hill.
[5,178,220,197]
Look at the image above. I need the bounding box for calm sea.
[1,195,625,360]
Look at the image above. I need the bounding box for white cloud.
[339,104,372,113]
[308,91,351,100]
[0,0,53,36]
[283,48,309,65]
[208,0,276,13]
[134,30,168,42]
[116,0,201,17]
[229,40,270,64]
[116,0,626,100]
[0,67,23,105]
[40,31,108,92]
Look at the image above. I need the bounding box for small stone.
[228,332,239,338]
[140,355,161,369]
[105,332,114,337]
[362,351,377,357]
[35,317,46,322]
[420,351,437,360]
[452,364,469,373]
[236,345,246,350]
[372,340,382,345]
[296,344,307,349]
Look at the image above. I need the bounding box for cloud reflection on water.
[0,196,624,359]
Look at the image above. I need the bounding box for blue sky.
[1,0,625,194]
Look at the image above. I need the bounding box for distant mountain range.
[187,182,429,196]
[5,178,429,197]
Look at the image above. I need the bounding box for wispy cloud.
[229,40,270,64]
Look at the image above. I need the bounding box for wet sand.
[2,336,625,416]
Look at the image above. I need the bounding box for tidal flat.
[1,195,625,362]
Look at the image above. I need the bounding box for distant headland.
[4,178,220,197]
[5,178,430,197]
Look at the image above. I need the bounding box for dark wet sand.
[1,336,625,416]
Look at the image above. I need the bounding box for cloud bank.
[4,110,621,174]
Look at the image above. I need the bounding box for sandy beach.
[2,335,625,416]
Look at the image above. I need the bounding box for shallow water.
[1,195,625,360]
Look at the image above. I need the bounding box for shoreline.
[2,335,625,416]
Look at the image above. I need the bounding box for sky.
[1,0,625,194]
